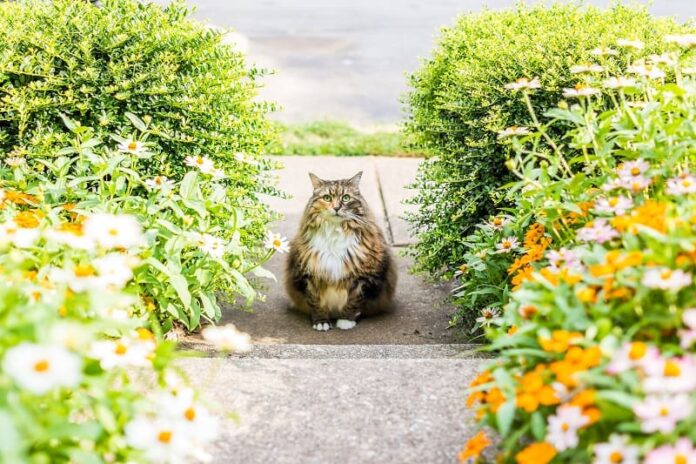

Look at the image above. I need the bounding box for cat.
[285,171,397,331]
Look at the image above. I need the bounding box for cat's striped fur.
[285,172,397,331]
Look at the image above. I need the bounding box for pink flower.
[618,175,652,192]
[643,356,696,394]
[546,248,583,273]
[593,196,633,215]
[577,219,619,244]
[644,438,696,464]
[546,405,588,451]
[495,237,519,253]
[667,173,696,196]
[633,394,692,433]
[642,268,692,291]
[680,309,696,348]
[593,434,639,464]
[617,159,650,178]
[606,342,659,374]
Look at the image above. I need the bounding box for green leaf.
[530,411,546,440]
[496,399,516,437]
[169,273,192,308]
[125,111,147,131]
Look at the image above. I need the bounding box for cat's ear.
[308,172,324,190]
[348,171,362,187]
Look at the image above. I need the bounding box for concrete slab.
[373,157,421,245]
[263,156,388,240]
[178,356,488,464]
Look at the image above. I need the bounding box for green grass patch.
[270,120,422,156]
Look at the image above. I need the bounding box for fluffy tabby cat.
[285,171,397,331]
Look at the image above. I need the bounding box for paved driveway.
[154,0,695,125]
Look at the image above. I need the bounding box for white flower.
[83,213,145,249]
[504,77,541,91]
[570,64,605,74]
[633,394,692,433]
[627,64,666,79]
[642,268,692,291]
[155,388,220,444]
[264,231,289,254]
[49,322,93,351]
[185,155,215,174]
[591,47,618,56]
[117,140,147,156]
[210,167,226,179]
[645,438,696,464]
[667,173,696,195]
[45,224,95,251]
[498,126,531,138]
[5,156,26,168]
[593,196,633,215]
[665,34,696,47]
[90,336,154,370]
[606,342,659,374]
[619,175,651,192]
[546,405,589,451]
[125,416,192,463]
[145,176,175,192]
[680,309,696,349]
[563,84,601,98]
[486,216,510,231]
[603,76,637,89]
[593,434,640,464]
[93,253,136,289]
[2,343,82,395]
[495,236,519,253]
[0,220,40,248]
[546,248,583,273]
[201,324,251,352]
[476,307,500,326]
[648,53,677,66]
[643,356,696,394]
[48,264,102,292]
[576,219,618,244]
[616,38,644,50]
[193,233,227,259]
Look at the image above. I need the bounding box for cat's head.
[306,171,366,222]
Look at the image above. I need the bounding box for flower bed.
[458,35,696,462]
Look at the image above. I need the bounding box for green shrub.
[404,3,691,277]
[0,0,278,243]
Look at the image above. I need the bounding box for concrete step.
[178,350,488,464]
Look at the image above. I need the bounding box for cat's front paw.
[336,319,357,330]
[312,321,331,331]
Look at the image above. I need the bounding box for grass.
[269,120,423,157]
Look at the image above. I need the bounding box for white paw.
[336,319,357,330]
[313,322,331,331]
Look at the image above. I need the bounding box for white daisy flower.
[90,337,154,370]
[475,307,500,326]
[45,223,95,251]
[642,268,692,291]
[48,264,102,293]
[570,64,605,74]
[627,64,666,79]
[192,233,227,259]
[486,216,511,231]
[591,47,618,56]
[593,196,633,215]
[563,84,601,98]
[606,342,659,374]
[593,434,640,464]
[648,53,677,66]
[667,173,696,195]
[546,405,589,451]
[504,77,541,91]
[633,394,692,433]
[0,220,40,248]
[618,175,652,192]
[125,416,192,463]
[83,213,145,250]
[201,324,252,352]
[603,76,637,89]
[665,34,696,47]
[616,38,644,50]
[495,236,519,253]
[264,231,289,253]
[117,140,147,156]
[155,388,220,444]
[2,342,82,395]
[145,176,175,191]
[643,356,696,394]
[185,155,215,174]
[5,156,26,168]
[49,322,93,351]
[93,253,136,289]
[576,219,618,244]
[498,126,531,138]
[617,159,649,178]
[645,438,696,464]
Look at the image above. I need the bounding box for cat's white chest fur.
[307,221,359,281]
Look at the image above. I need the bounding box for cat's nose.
[333,205,341,212]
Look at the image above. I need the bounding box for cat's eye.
[341,194,350,202]
[322,194,331,201]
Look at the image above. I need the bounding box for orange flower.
[539,330,582,353]
[569,389,601,425]
[511,265,534,290]
[539,267,581,286]
[14,210,44,229]
[576,286,597,303]
[524,223,546,248]
[550,346,602,387]
[3,190,38,206]
[518,304,538,319]
[458,431,491,462]
[508,325,518,335]
[515,370,560,412]
[467,370,493,408]
[612,201,667,234]
[515,442,556,464]
[485,387,506,413]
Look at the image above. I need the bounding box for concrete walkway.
[179,156,485,463]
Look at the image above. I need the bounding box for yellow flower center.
[184,407,196,421]
[128,142,138,151]
[661,270,673,280]
[630,167,641,176]
[608,198,619,206]
[196,157,204,165]
[628,342,646,360]
[664,360,681,377]
[561,422,569,432]
[503,241,512,249]
[33,360,50,372]
[74,264,95,277]
[157,430,173,444]
[273,239,282,247]
[676,455,687,464]
[682,180,692,188]
[108,228,119,236]
[493,218,502,226]
[660,407,670,417]
[114,342,128,356]
[610,451,624,463]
